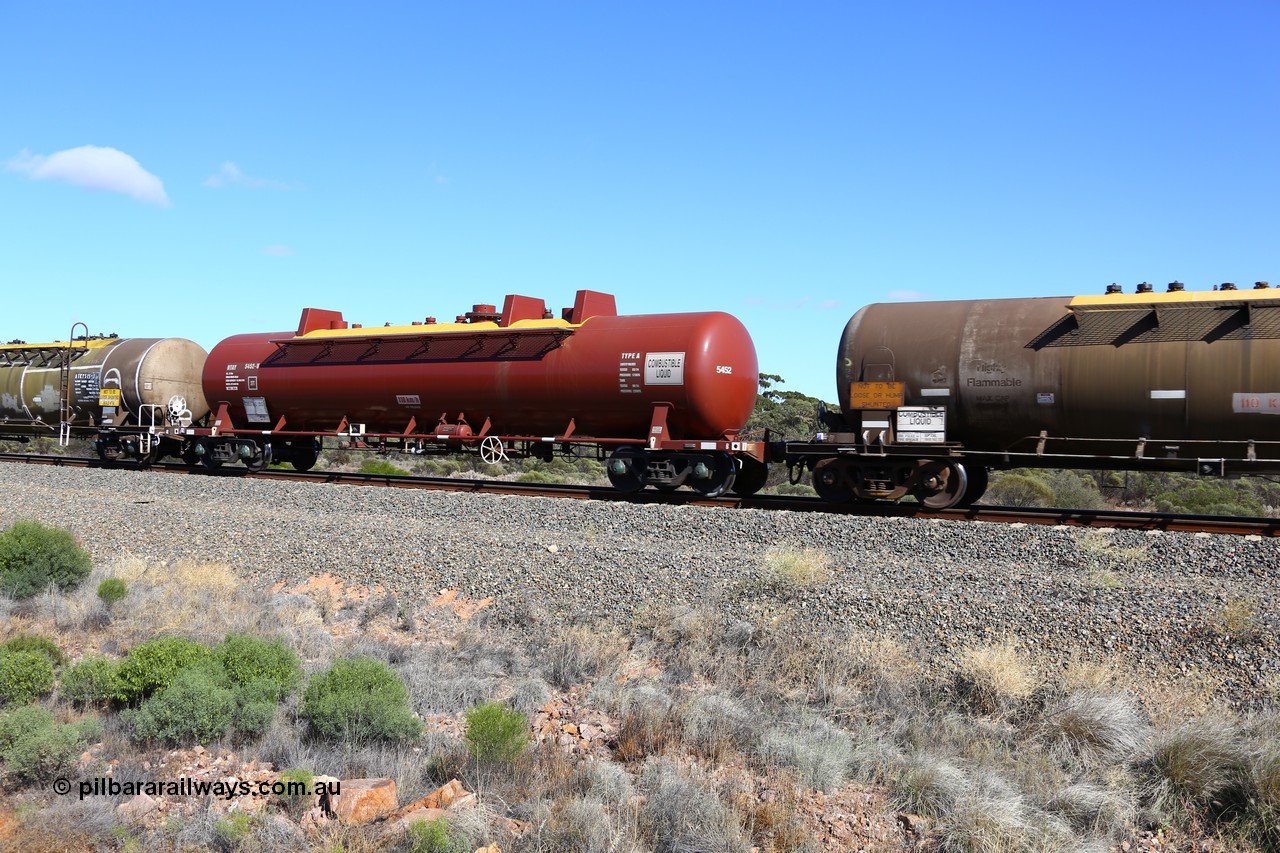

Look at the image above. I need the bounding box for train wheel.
[290,442,320,472]
[606,447,645,492]
[917,461,968,509]
[812,458,854,502]
[243,443,273,473]
[958,464,988,506]
[690,452,737,498]
[730,458,769,496]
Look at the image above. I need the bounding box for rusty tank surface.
[785,283,1280,508]
[0,336,209,444]
[195,291,765,495]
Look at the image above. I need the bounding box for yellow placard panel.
[98,388,122,407]
[848,381,905,410]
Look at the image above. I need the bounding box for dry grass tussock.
[954,640,1038,715]
[734,544,833,600]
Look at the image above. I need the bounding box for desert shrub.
[114,636,211,704]
[60,655,121,707]
[302,656,422,742]
[894,755,972,818]
[358,458,408,476]
[639,759,750,853]
[232,693,278,738]
[1042,470,1106,510]
[213,812,252,846]
[408,816,468,853]
[464,701,528,764]
[214,633,301,699]
[275,767,315,818]
[758,715,854,792]
[984,472,1056,507]
[682,692,756,760]
[0,650,55,705]
[0,634,64,666]
[127,666,236,745]
[0,520,92,598]
[95,577,127,607]
[615,686,677,761]
[515,470,562,484]
[0,704,95,785]
[546,625,628,689]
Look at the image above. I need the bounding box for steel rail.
[2,452,1278,537]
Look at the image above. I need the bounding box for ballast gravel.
[1,464,1276,705]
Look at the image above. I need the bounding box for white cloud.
[5,145,170,207]
[263,245,293,257]
[887,289,928,301]
[205,161,289,189]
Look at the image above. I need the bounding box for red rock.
[117,793,158,822]
[333,778,398,825]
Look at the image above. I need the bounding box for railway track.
[4,451,1278,537]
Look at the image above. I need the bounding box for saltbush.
[0,634,64,666]
[0,520,92,598]
[60,655,121,706]
[214,633,301,700]
[114,636,211,704]
[0,650,56,705]
[96,577,128,607]
[128,666,236,745]
[0,704,96,785]
[302,656,422,742]
[464,701,529,764]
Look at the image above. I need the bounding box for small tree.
[464,702,529,764]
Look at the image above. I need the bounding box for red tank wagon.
[192,291,766,496]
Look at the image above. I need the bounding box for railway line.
[4,451,1277,538]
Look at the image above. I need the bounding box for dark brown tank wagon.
[780,284,1280,508]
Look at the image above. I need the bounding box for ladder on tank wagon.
[57,323,88,447]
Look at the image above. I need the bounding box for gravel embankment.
[1,464,1276,705]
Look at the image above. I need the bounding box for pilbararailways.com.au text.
[61,777,340,801]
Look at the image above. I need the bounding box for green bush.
[60,655,121,706]
[127,666,236,745]
[515,470,562,484]
[409,816,467,853]
[231,678,279,738]
[0,650,55,705]
[0,520,93,598]
[985,472,1056,507]
[358,459,408,476]
[114,636,211,704]
[464,701,529,764]
[301,656,422,742]
[0,703,54,746]
[0,704,95,785]
[0,634,64,666]
[214,634,301,700]
[96,577,128,607]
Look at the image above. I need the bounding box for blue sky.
[3,2,1277,400]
